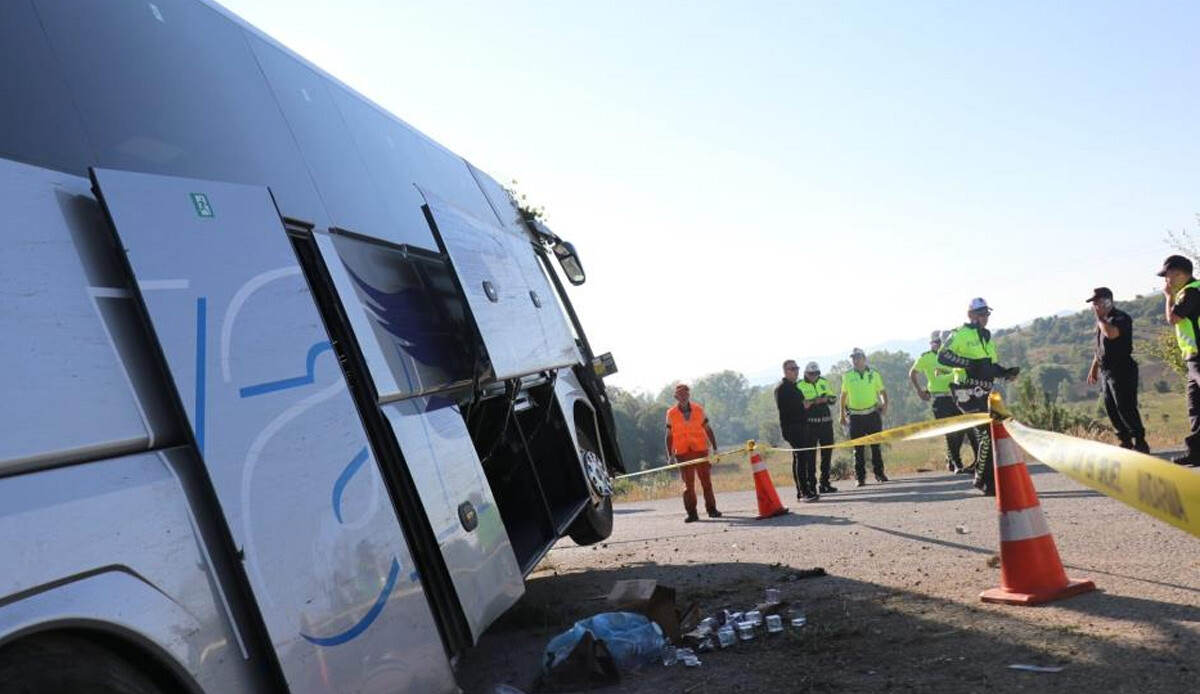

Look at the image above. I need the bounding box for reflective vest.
[1175,280,1200,359]
[797,377,834,401]
[841,369,884,411]
[911,350,959,395]
[943,324,997,364]
[667,403,709,456]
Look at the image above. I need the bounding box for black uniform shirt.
[1095,307,1135,372]
[774,379,808,444]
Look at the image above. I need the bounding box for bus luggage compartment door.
[301,229,526,642]
[420,194,580,380]
[89,168,456,694]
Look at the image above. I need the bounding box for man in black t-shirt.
[1085,287,1148,453]
[775,360,815,501]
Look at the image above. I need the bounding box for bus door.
[298,227,527,642]
[89,168,456,694]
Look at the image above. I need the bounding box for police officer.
[1086,287,1148,453]
[840,348,889,486]
[1159,255,1200,466]
[938,298,1020,495]
[665,384,723,522]
[909,330,976,473]
[775,360,815,501]
[799,362,838,493]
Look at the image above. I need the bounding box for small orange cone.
[980,420,1095,605]
[749,443,788,520]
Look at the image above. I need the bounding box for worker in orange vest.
[665,383,722,523]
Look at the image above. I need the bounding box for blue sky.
[222,0,1198,391]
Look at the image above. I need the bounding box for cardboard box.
[605,579,681,641]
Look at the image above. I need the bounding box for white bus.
[0,1,622,691]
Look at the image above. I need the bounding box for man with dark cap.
[1086,287,1148,453]
[775,360,816,501]
[665,383,723,521]
[1159,255,1200,465]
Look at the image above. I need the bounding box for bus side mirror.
[553,241,586,285]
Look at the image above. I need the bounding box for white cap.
[804,361,820,373]
[968,297,991,312]
[850,347,866,358]
[930,330,943,342]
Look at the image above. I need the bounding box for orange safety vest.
[667,403,709,456]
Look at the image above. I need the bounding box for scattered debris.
[539,630,619,690]
[987,555,1002,568]
[782,567,827,582]
[955,525,971,534]
[542,612,663,686]
[1008,664,1065,673]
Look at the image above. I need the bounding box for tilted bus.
[0,1,622,691]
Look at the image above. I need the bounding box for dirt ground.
[459,465,1200,694]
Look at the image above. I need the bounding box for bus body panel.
[0,449,267,693]
[0,160,153,473]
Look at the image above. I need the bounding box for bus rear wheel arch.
[0,630,183,694]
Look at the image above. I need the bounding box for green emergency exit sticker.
[190,193,214,218]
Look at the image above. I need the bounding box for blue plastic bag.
[543,612,665,672]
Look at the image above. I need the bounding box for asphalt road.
[461,464,1200,694]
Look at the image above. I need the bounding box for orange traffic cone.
[980,420,1095,605]
[750,444,788,520]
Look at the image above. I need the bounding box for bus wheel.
[567,430,614,545]
[0,633,169,694]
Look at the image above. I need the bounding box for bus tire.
[0,633,168,694]
[567,429,614,545]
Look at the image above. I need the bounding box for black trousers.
[1100,366,1145,446]
[932,395,977,468]
[848,411,884,480]
[1187,360,1200,455]
[805,420,835,486]
[786,434,815,495]
[956,392,993,490]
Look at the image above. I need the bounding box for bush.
[1154,379,1173,394]
[1012,375,1105,435]
[830,457,854,481]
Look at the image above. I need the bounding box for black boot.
[1133,438,1150,454]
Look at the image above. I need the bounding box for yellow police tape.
[1002,420,1200,539]
[767,412,991,452]
[614,412,990,480]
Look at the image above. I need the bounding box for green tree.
[1011,375,1103,435]
[1137,326,1185,380]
